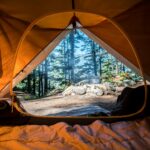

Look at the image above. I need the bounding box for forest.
[14,29,142,99]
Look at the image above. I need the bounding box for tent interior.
[0,0,150,149]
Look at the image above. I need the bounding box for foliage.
[15,29,142,99]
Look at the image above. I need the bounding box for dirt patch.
[20,95,117,116]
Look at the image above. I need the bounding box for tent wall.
[0,30,70,97]
[0,50,2,78]
[0,13,63,93]
[0,14,28,92]
[114,1,150,78]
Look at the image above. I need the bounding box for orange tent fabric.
[0,13,62,95]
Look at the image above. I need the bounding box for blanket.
[0,117,149,150]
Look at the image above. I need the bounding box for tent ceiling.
[0,0,150,97]
[36,12,106,29]
[0,0,141,21]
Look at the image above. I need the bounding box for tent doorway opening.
[14,29,143,117]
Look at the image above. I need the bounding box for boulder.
[73,86,86,95]
[62,81,131,96]
[123,83,129,87]
[123,79,130,85]
[115,86,125,93]
[88,85,104,96]
[104,89,115,95]
[98,84,107,91]
[86,85,92,94]
[62,85,73,96]
[129,80,136,86]
[103,82,113,90]
[71,93,76,96]
[93,88,104,96]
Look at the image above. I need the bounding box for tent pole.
[9,11,147,119]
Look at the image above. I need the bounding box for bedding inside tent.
[0,117,150,150]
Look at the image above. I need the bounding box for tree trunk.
[69,31,75,82]
[41,64,44,96]
[27,74,31,94]
[122,63,125,72]
[66,38,70,82]
[38,66,41,97]
[91,41,97,76]
[44,59,48,95]
[63,40,67,81]
[99,47,102,78]
[33,70,36,95]
[116,59,119,75]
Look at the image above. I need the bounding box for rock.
[73,86,86,95]
[85,85,92,92]
[93,88,104,96]
[88,85,104,96]
[71,93,76,96]
[129,80,136,86]
[122,79,136,86]
[122,80,129,87]
[123,83,129,87]
[114,92,121,96]
[104,89,115,95]
[62,86,73,96]
[111,85,116,91]
[98,84,107,91]
[115,86,124,92]
[123,79,130,84]
[103,82,113,90]
[63,82,127,96]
